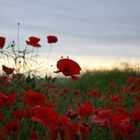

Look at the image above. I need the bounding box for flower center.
[64,69,70,74]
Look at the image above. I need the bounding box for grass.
[58,67,140,92]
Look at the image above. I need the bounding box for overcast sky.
[0,0,140,72]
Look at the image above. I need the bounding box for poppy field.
[1,34,140,140]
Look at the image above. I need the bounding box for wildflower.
[108,82,117,89]
[110,112,131,138]
[2,65,14,75]
[26,36,41,47]
[79,122,92,135]
[66,107,77,120]
[0,112,4,121]
[11,109,26,119]
[32,106,59,129]
[110,112,130,127]
[1,121,20,138]
[27,131,39,140]
[127,77,134,83]
[110,95,121,103]
[91,107,112,128]
[87,88,99,97]
[47,35,58,44]
[74,89,80,95]
[124,124,138,138]
[55,58,81,80]
[77,101,94,117]
[12,73,24,82]
[0,36,5,49]
[114,107,127,113]
[66,123,82,140]
[58,115,72,137]
[23,92,46,107]
[45,99,56,107]
[6,93,17,106]
[0,75,10,85]
[130,104,140,122]
[0,93,8,107]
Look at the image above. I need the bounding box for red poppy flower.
[79,122,92,135]
[0,112,4,121]
[86,88,99,97]
[110,95,121,103]
[54,58,81,80]
[0,93,8,107]
[0,36,5,49]
[66,123,82,140]
[6,93,17,106]
[32,106,59,129]
[26,36,41,47]
[91,107,112,128]
[77,101,94,117]
[110,112,130,130]
[66,107,77,120]
[108,82,117,89]
[66,122,92,140]
[27,131,39,140]
[124,124,138,138]
[12,73,24,82]
[47,35,58,44]
[127,77,134,83]
[0,93,17,107]
[2,65,14,75]
[0,75,10,85]
[23,92,46,107]
[131,104,140,122]
[45,99,56,107]
[48,115,72,140]
[11,109,26,119]
[3,121,20,136]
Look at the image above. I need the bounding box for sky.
[0,0,140,75]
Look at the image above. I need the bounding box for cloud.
[0,0,140,66]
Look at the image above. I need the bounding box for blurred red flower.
[12,73,24,82]
[79,122,92,135]
[0,76,10,85]
[0,36,5,49]
[66,107,77,120]
[6,93,17,106]
[66,122,92,140]
[11,109,26,119]
[26,36,41,47]
[55,58,81,80]
[108,82,117,89]
[0,93,8,107]
[91,107,112,128]
[0,93,17,107]
[124,124,138,138]
[131,104,140,122]
[4,121,20,135]
[23,92,46,107]
[47,115,72,140]
[47,35,58,44]
[0,112,4,121]
[32,106,59,129]
[2,65,14,75]
[1,121,20,138]
[77,101,94,117]
[27,131,39,140]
